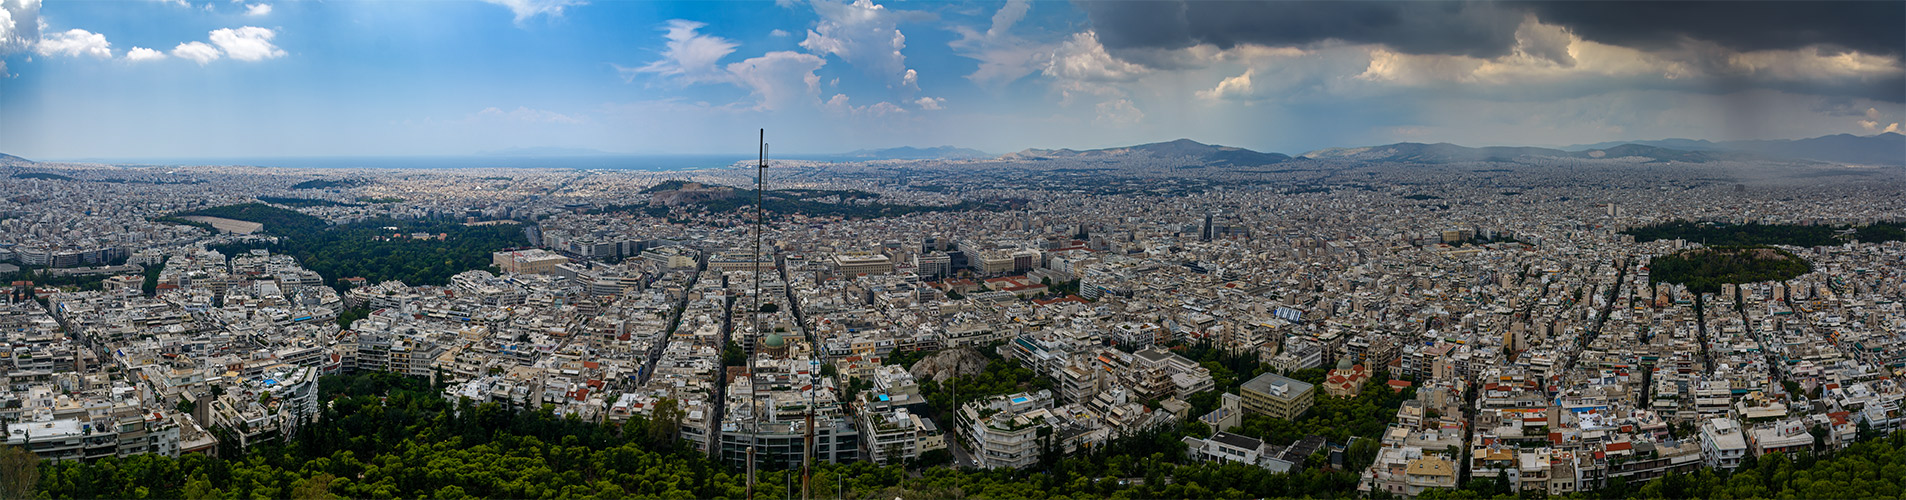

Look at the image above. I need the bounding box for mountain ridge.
[1563,132,1903,165]
[1003,138,1291,166]
[835,146,991,160]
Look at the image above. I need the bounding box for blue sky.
[0,0,1902,159]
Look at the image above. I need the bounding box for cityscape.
[2,1,1905,500]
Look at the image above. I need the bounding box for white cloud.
[1044,31,1147,84]
[1196,69,1254,100]
[800,0,920,89]
[34,28,111,58]
[0,9,12,47]
[1094,98,1143,125]
[1041,31,1150,103]
[0,0,39,57]
[473,106,583,124]
[624,20,827,111]
[948,0,1050,87]
[769,29,790,38]
[207,26,284,61]
[913,96,944,110]
[478,0,585,24]
[623,20,735,84]
[725,51,826,110]
[245,3,271,16]
[125,46,166,61]
[171,41,220,65]
[824,93,907,117]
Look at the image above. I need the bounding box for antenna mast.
[747,128,766,500]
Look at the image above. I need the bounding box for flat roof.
[1242,372,1315,398]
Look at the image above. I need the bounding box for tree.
[721,341,746,367]
[0,445,38,500]
[649,397,687,449]
[292,473,337,500]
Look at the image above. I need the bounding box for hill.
[1566,132,1904,165]
[1302,142,1719,163]
[0,153,32,164]
[836,146,991,160]
[1004,138,1290,167]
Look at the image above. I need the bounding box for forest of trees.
[255,196,362,208]
[1622,220,1906,247]
[197,215,524,291]
[1648,246,1813,295]
[173,203,331,237]
[289,179,365,190]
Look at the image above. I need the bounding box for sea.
[49,154,843,171]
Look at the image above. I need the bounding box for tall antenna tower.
[747,129,766,500]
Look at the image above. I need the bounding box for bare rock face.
[908,347,990,383]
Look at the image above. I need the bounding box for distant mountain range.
[1003,138,1291,166]
[1299,142,1737,164]
[832,146,992,160]
[479,146,619,156]
[7,132,1898,169]
[1564,133,1904,165]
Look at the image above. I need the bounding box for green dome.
[763,331,785,348]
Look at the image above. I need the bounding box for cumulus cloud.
[1041,31,1151,104]
[207,26,284,61]
[171,41,220,65]
[479,0,585,24]
[769,29,790,38]
[35,28,111,58]
[245,3,271,16]
[623,20,828,111]
[1196,69,1253,100]
[913,96,944,110]
[800,0,924,89]
[823,93,907,117]
[725,51,827,110]
[1044,31,1148,84]
[125,46,166,61]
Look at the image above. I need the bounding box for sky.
[0,0,1902,159]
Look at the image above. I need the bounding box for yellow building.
[492,249,569,275]
[1240,373,1315,420]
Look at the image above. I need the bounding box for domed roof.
[763,331,785,348]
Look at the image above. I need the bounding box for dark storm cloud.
[1078,1,1525,58]
[1524,1,1905,57]
[1080,1,1905,59]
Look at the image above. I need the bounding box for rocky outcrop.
[908,347,990,383]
